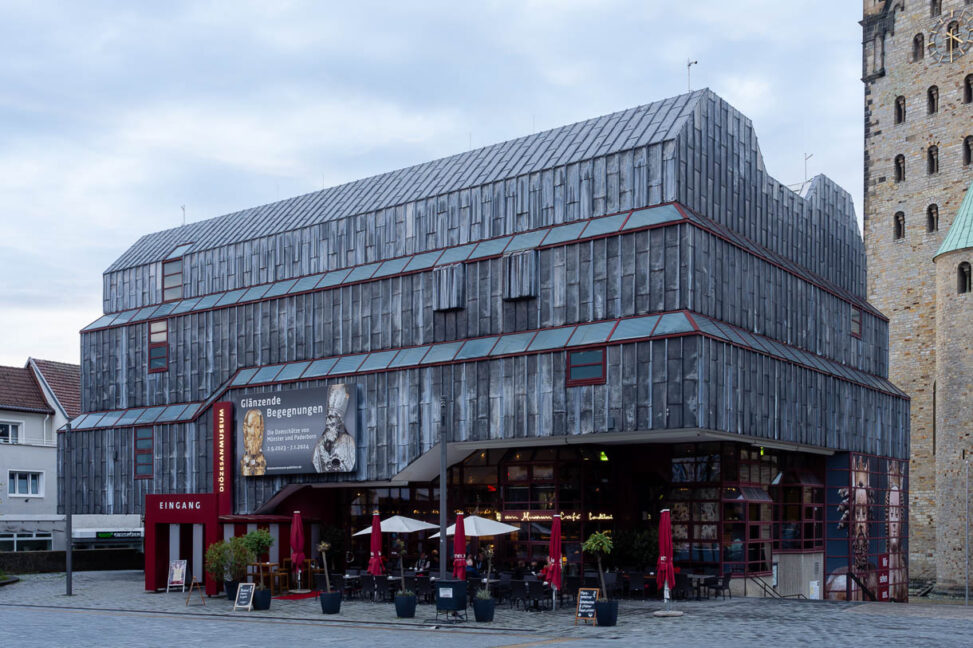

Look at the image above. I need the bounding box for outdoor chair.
[359,573,376,601]
[497,572,512,603]
[415,576,433,603]
[375,575,392,602]
[508,580,528,609]
[708,573,732,600]
[526,579,551,611]
[672,573,691,601]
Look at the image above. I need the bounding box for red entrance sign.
[214,402,233,516]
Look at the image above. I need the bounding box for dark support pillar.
[439,396,447,582]
[64,422,73,596]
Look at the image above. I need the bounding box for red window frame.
[148,319,168,373]
[134,427,153,480]
[566,347,607,387]
[851,308,862,339]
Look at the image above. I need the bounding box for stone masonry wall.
[862,0,973,584]
[934,249,973,593]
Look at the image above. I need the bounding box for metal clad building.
[68,90,909,600]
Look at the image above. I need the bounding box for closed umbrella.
[452,512,466,580]
[290,510,305,590]
[367,511,385,576]
[548,513,562,610]
[657,509,676,610]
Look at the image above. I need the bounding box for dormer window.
[162,243,191,302]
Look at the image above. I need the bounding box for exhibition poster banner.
[236,383,357,476]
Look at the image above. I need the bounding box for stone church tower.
[862,0,973,592]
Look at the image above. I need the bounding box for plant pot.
[253,589,272,610]
[594,599,618,626]
[473,597,495,622]
[320,590,342,614]
[224,580,240,601]
[394,593,417,618]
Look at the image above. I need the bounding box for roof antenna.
[181,205,186,226]
[687,58,698,92]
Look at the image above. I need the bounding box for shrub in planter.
[205,537,254,600]
[395,590,418,618]
[242,529,275,562]
[473,588,495,622]
[583,531,618,627]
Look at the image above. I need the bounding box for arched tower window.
[931,0,942,17]
[927,204,939,232]
[894,212,905,240]
[927,86,939,114]
[965,75,973,104]
[895,154,906,182]
[913,33,925,61]
[895,96,906,124]
[927,145,939,174]
[958,262,972,294]
[964,136,973,166]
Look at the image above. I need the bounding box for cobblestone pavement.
[2,571,973,647]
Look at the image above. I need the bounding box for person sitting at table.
[465,555,480,578]
[475,550,486,573]
[512,560,527,579]
[413,551,430,573]
[539,556,555,584]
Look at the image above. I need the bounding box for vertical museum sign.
[214,401,234,516]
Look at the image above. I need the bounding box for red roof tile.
[30,359,81,418]
[0,365,53,414]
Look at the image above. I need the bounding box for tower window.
[894,155,906,182]
[927,145,939,175]
[927,86,939,114]
[965,75,972,104]
[894,212,905,240]
[964,136,973,166]
[894,96,906,124]
[913,33,924,61]
[148,320,168,373]
[959,262,972,294]
[931,0,941,17]
[927,204,939,232]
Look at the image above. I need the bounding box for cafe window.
[772,470,824,552]
[134,427,153,479]
[566,348,606,387]
[722,486,773,576]
[669,444,722,572]
[148,320,168,373]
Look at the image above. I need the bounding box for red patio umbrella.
[290,510,305,587]
[548,513,562,609]
[452,512,466,580]
[657,509,675,601]
[367,511,385,576]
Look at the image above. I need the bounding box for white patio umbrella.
[428,515,520,538]
[352,515,439,536]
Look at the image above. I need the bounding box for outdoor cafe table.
[684,573,711,600]
[248,562,277,589]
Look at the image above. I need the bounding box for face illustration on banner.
[312,384,355,473]
[241,409,267,476]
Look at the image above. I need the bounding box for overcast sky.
[0,0,864,367]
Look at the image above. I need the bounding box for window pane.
[149,346,167,359]
[150,330,167,343]
[149,358,167,370]
[569,349,603,366]
[30,474,39,494]
[163,286,183,301]
[162,260,182,276]
[136,454,153,465]
[135,464,153,476]
[136,439,153,450]
[163,273,182,288]
[18,473,28,494]
[150,321,167,333]
[569,364,603,380]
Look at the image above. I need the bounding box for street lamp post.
[439,396,448,582]
[64,422,73,596]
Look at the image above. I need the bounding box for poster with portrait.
[167,559,187,592]
[235,384,358,476]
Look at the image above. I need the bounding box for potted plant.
[583,531,618,627]
[242,528,274,561]
[391,538,417,618]
[472,545,495,622]
[205,537,254,601]
[318,541,342,614]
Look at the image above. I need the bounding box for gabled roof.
[0,365,54,415]
[30,358,81,418]
[106,91,707,273]
[934,181,973,260]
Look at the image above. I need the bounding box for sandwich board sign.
[167,560,187,593]
[233,583,255,612]
[575,587,598,625]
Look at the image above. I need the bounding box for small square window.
[566,348,607,387]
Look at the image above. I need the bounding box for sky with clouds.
[0,0,865,367]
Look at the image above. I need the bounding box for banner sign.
[214,402,234,515]
[235,384,357,476]
[499,511,613,523]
